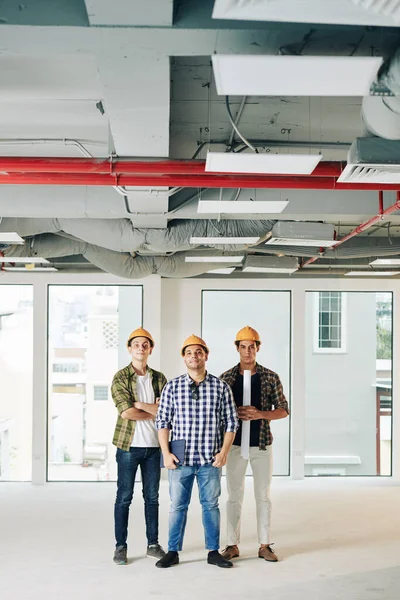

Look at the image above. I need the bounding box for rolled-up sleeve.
[156,381,174,430]
[111,374,132,416]
[271,374,289,414]
[221,382,239,433]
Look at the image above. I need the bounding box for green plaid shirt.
[111,363,167,451]
[220,363,289,450]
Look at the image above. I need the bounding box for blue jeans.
[168,463,222,552]
[114,447,161,548]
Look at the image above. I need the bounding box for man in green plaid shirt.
[111,327,167,566]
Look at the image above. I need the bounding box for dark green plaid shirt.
[220,363,289,450]
[111,363,167,451]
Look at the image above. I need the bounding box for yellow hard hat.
[235,326,261,346]
[181,334,209,356]
[127,327,155,348]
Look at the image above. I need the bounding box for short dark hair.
[235,340,261,348]
[128,336,153,348]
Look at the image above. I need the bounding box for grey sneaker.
[146,543,166,560]
[113,545,127,565]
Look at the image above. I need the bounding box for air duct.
[0,217,275,254]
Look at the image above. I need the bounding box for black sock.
[208,550,219,556]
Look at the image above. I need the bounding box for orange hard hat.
[235,326,261,346]
[181,334,209,356]
[127,327,155,348]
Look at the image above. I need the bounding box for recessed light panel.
[0,232,24,244]
[206,267,236,274]
[212,55,382,97]
[212,0,397,26]
[205,152,322,175]
[197,200,288,214]
[370,259,400,266]
[0,257,50,264]
[190,236,260,245]
[3,267,58,272]
[185,256,244,263]
[345,271,398,276]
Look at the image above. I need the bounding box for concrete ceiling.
[1,0,400,278]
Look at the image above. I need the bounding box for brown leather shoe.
[258,545,278,562]
[221,545,239,560]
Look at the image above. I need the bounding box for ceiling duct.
[265,222,336,247]
[338,137,400,184]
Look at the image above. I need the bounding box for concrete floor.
[1,478,400,600]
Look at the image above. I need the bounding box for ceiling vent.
[265,222,336,247]
[338,137,400,184]
[352,0,400,23]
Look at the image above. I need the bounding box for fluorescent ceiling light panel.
[190,236,260,245]
[345,271,398,276]
[206,267,236,274]
[3,267,58,272]
[211,0,398,26]
[212,55,382,97]
[0,232,24,244]
[205,152,322,175]
[185,256,244,263]
[243,266,297,274]
[370,259,400,266]
[0,256,50,264]
[197,200,288,214]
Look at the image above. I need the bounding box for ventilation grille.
[352,0,400,22]
[338,164,400,184]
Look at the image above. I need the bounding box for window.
[305,291,393,476]
[201,290,291,476]
[94,385,108,401]
[0,285,33,481]
[48,285,142,481]
[315,291,346,353]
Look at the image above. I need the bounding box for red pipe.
[2,172,400,190]
[0,157,343,177]
[302,191,400,268]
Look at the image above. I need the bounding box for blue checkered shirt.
[156,372,239,466]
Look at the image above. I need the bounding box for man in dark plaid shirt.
[220,326,289,564]
[111,327,167,566]
[155,334,239,570]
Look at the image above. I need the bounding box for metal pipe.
[0,157,343,176]
[301,191,400,267]
[2,171,400,190]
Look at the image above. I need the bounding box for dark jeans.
[114,447,161,548]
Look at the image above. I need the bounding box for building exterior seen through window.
[47,285,142,482]
[306,291,392,476]
[0,285,33,481]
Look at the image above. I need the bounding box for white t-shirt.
[131,372,159,448]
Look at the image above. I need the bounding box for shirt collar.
[184,371,210,385]
[127,362,152,378]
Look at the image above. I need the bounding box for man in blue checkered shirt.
[155,334,239,569]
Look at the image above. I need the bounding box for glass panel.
[0,285,33,481]
[306,291,393,476]
[202,290,291,476]
[48,285,143,481]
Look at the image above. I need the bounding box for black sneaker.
[113,545,127,565]
[207,550,233,568]
[147,544,166,560]
[156,551,179,568]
